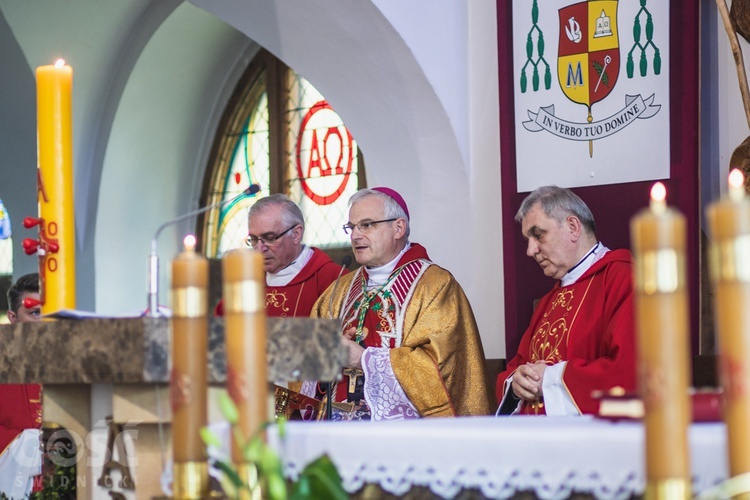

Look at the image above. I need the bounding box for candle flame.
[183,234,197,251]
[54,59,66,69]
[650,182,667,203]
[729,168,745,190]
[728,168,746,201]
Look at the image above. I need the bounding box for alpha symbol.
[594,10,613,38]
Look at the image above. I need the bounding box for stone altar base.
[0,316,345,499]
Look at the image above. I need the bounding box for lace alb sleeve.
[362,347,419,420]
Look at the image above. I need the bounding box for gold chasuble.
[497,249,636,415]
[312,243,491,417]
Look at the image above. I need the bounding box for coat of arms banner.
[513,0,670,191]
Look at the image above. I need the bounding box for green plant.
[28,462,76,499]
[201,391,347,500]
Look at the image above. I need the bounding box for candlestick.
[222,248,271,484]
[36,59,76,314]
[707,168,750,486]
[631,182,691,499]
[171,234,209,498]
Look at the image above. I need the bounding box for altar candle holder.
[631,182,691,499]
[707,168,750,486]
[222,248,271,492]
[171,234,209,498]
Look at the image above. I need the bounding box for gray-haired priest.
[308,187,491,420]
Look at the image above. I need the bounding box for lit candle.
[171,234,209,498]
[707,168,750,482]
[222,249,271,471]
[630,182,691,499]
[36,59,76,313]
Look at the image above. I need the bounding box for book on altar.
[593,388,722,422]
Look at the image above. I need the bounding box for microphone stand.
[146,185,260,317]
[325,255,352,419]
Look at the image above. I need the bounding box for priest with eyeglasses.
[308,187,491,420]
[215,194,343,318]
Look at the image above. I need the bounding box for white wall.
[96,3,250,314]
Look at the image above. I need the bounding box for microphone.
[327,255,353,320]
[146,184,261,317]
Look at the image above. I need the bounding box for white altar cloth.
[269,416,727,499]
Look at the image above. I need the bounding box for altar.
[269,416,727,499]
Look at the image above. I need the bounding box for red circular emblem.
[295,100,355,205]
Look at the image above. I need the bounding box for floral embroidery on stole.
[530,274,597,363]
[340,259,431,348]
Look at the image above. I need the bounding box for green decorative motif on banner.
[520,0,552,93]
[626,0,661,78]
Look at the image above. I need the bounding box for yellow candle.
[222,249,270,465]
[36,59,76,314]
[631,182,691,499]
[171,234,209,498]
[707,168,750,483]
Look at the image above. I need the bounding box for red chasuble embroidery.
[529,278,595,365]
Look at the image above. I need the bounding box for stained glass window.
[286,74,361,249]
[201,50,364,258]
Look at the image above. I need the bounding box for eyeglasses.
[342,218,397,235]
[245,225,297,248]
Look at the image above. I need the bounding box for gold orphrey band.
[224,280,264,314]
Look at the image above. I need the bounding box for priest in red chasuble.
[496,186,636,416]
[1,273,42,497]
[310,188,491,420]
[216,194,344,318]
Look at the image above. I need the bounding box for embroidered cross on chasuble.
[346,259,428,348]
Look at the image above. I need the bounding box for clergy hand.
[511,362,546,402]
[341,336,365,369]
[343,326,369,341]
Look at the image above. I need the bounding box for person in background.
[310,187,491,420]
[496,186,636,415]
[6,272,41,323]
[216,194,344,317]
[2,272,43,497]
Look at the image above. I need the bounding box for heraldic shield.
[557,0,619,109]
